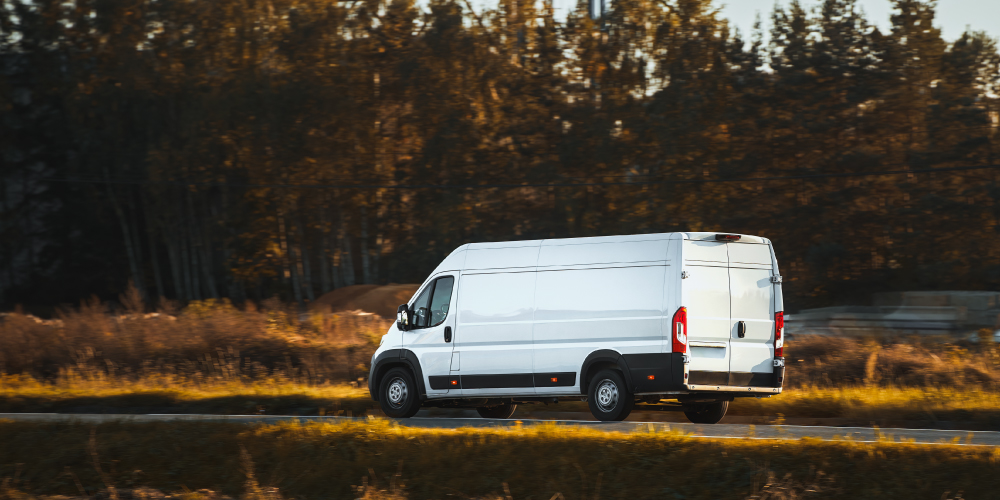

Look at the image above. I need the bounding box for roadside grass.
[4,374,1000,427]
[4,297,1000,391]
[4,298,1000,425]
[0,419,995,499]
[0,374,373,415]
[0,295,388,382]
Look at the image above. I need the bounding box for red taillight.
[672,306,688,354]
[774,311,784,357]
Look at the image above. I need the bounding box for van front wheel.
[378,367,421,418]
[587,369,634,421]
[683,400,729,424]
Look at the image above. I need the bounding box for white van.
[368,232,785,423]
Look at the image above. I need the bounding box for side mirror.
[396,304,410,331]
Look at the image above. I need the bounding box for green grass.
[0,419,996,499]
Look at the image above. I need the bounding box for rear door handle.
[444,326,452,343]
[737,321,746,338]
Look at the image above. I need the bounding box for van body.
[369,232,785,422]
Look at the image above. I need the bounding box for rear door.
[681,240,731,385]
[727,243,775,384]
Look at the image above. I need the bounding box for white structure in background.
[785,291,1000,339]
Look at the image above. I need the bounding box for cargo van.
[368,232,785,423]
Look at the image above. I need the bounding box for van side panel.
[454,271,537,395]
[532,266,666,393]
[465,242,540,271]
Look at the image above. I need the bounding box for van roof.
[461,232,768,249]
[429,232,771,274]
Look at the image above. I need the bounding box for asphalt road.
[2,413,998,446]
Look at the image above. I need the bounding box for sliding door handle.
[444,326,452,343]
[737,321,746,338]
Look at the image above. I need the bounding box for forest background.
[3,0,1000,312]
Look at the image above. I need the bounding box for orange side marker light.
[647,375,655,380]
[550,377,558,383]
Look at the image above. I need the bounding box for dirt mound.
[310,284,420,318]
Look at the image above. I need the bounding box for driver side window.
[411,276,455,329]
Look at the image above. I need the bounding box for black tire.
[683,400,729,424]
[378,367,421,418]
[476,402,517,419]
[587,369,634,421]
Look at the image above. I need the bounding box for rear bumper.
[684,384,783,394]
[631,355,785,395]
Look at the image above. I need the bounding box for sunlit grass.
[0,419,994,499]
[4,373,1000,424]
[732,385,1000,421]
[0,373,365,400]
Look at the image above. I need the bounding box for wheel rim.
[595,379,619,412]
[386,377,408,409]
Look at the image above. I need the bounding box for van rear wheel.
[378,367,421,418]
[476,401,517,419]
[587,369,634,421]
[683,400,729,424]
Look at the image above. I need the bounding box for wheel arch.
[580,349,634,395]
[369,349,427,401]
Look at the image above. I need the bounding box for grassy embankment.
[0,419,996,499]
[2,298,1000,424]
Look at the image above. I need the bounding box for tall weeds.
[0,295,390,385]
[2,295,999,392]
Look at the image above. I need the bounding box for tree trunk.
[191,193,218,299]
[339,209,356,286]
[177,214,194,301]
[165,230,184,301]
[184,197,202,301]
[279,207,303,306]
[104,167,146,303]
[127,188,148,300]
[360,205,371,284]
[142,195,166,301]
[318,198,332,293]
[295,214,315,302]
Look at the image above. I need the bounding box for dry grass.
[784,335,1000,389]
[3,298,1000,423]
[730,386,1000,423]
[0,419,996,499]
[0,291,391,383]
